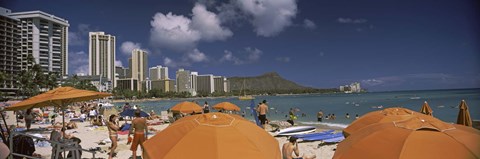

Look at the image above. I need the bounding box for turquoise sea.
[114,89,480,129]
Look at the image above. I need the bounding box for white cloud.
[192,3,233,41]
[120,41,142,55]
[337,18,367,24]
[69,51,89,74]
[150,12,201,51]
[187,49,209,62]
[236,0,297,37]
[220,50,244,65]
[275,57,290,62]
[115,60,123,67]
[68,24,93,46]
[150,3,232,52]
[163,57,190,68]
[245,47,262,61]
[75,65,89,75]
[219,47,263,65]
[303,19,316,29]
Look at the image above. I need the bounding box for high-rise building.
[176,68,191,93]
[8,9,69,75]
[190,72,198,96]
[130,49,147,91]
[150,79,176,93]
[89,32,116,87]
[197,74,214,94]
[115,66,129,79]
[149,65,169,80]
[0,8,20,96]
[214,76,229,93]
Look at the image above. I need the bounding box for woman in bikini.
[107,114,119,158]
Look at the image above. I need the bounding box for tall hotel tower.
[8,10,69,75]
[89,32,116,87]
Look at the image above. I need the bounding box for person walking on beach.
[128,109,148,159]
[107,115,119,159]
[203,101,210,113]
[317,110,323,122]
[257,100,269,129]
[282,136,316,159]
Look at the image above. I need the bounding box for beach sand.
[3,111,337,159]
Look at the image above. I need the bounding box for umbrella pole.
[0,112,8,145]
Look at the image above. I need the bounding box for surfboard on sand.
[293,129,335,139]
[302,132,343,141]
[323,136,345,143]
[276,126,317,136]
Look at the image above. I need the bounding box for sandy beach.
[3,110,338,159]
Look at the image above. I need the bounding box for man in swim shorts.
[257,100,269,129]
[128,109,148,159]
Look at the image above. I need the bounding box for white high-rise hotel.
[89,32,116,87]
[149,65,169,80]
[8,10,69,75]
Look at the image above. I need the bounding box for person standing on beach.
[282,137,316,159]
[257,100,269,129]
[128,109,148,159]
[107,115,119,159]
[203,101,210,113]
[24,108,33,131]
[317,110,323,122]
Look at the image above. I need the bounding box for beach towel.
[118,130,129,135]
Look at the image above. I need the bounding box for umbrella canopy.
[343,107,424,137]
[420,101,433,116]
[119,109,149,117]
[170,101,202,114]
[334,116,480,159]
[457,100,473,127]
[212,102,241,111]
[5,87,112,111]
[143,113,281,159]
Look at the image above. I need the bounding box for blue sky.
[4,0,480,91]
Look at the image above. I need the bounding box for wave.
[298,121,349,128]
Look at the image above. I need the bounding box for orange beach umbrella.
[170,101,203,114]
[457,100,473,127]
[6,87,111,111]
[343,107,424,137]
[143,113,280,159]
[334,116,480,159]
[212,102,241,111]
[5,87,111,128]
[420,101,433,116]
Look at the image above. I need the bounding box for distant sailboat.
[239,79,254,100]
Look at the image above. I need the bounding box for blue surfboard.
[293,130,335,139]
[302,132,343,141]
[249,99,261,127]
[323,136,345,143]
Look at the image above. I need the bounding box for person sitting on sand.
[66,121,78,129]
[107,115,119,159]
[128,109,148,159]
[282,136,316,159]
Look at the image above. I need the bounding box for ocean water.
[114,89,480,129]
